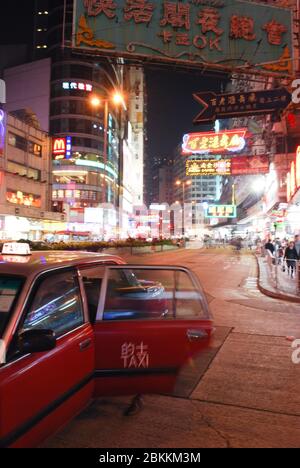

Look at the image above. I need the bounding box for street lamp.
[175,179,192,237]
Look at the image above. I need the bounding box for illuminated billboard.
[52,136,72,160]
[73,1,293,75]
[205,205,237,218]
[182,129,247,156]
[186,155,269,176]
[186,159,231,176]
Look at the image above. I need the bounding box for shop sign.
[62,81,93,92]
[53,137,72,160]
[186,155,269,177]
[287,146,300,202]
[182,129,247,155]
[230,155,269,176]
[73,1,293,75]
[186,159,231,176]
[205,204,237,218]
[193,88,291,123]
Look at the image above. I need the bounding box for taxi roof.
[0,251,125,277]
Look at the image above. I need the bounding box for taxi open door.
[92,265,214,397]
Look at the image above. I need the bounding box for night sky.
[0,2,224,157]
[0,2,34,44]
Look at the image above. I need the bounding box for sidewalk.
[256,255,300,303]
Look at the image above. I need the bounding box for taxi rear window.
[0,276,24,337]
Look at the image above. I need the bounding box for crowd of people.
[265,235,300,279]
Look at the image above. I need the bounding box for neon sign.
[205,205,237,218]
[0,110,5,157]
[62,82,93,92]
[52,137,72,160]
[182,129,247,155]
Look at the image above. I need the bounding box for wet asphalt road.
[42,248,300,448]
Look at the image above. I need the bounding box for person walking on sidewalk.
[294,235,300,258]
[265,239,275,256]
[284,241,299,278]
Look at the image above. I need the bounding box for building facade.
[0,110,65,240]
[3,0,146,238]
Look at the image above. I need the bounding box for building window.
[8,133,27,151]
[8,133,43,157]
[7,161,41,181]
[6,190,42,208]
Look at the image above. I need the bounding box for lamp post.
[175,179,192,237]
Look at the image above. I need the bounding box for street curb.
[255,255,300,304]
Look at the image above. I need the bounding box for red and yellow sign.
[53,138,67,159]
[186,155,269,177]
[182,129,247,155]
[287,146,300,201]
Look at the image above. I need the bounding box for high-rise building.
[17,0,146,233]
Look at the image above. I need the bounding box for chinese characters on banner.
[186,159,232,176]
[186,155,270,177]
[74,0,293,73]
[182,129,247,155]
[193,88,291,123]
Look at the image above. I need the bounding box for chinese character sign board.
[193,88,292,123]
[186,155,269,177]
[182,129,247,155]
[73,1,293,74]
[206,205,237,218]
[186,159,232,176]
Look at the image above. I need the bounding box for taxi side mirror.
[18,329,57,354]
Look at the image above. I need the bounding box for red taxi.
[0,244,213,448]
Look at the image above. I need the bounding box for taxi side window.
[103,268,206,321]
[21,271,84,337]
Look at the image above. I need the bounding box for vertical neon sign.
[0,109,5,157]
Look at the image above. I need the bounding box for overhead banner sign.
[231,155,270,176]
[186,155,270,177]
[182,129,247,155]
[73,1,293,75]
[206,205,237,218]
[193,88,291,123]
[186,159,231,176]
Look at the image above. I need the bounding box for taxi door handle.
[187,329,208,341]
[79,338,92,351]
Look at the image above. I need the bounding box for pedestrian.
[264,238,275,256]
[294,234,300,258]
[284,241,298,278]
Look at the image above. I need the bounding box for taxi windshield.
[0,276,24,338]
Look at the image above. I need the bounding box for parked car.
[0,243,213,448]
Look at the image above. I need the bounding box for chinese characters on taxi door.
[121,342,150,369]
